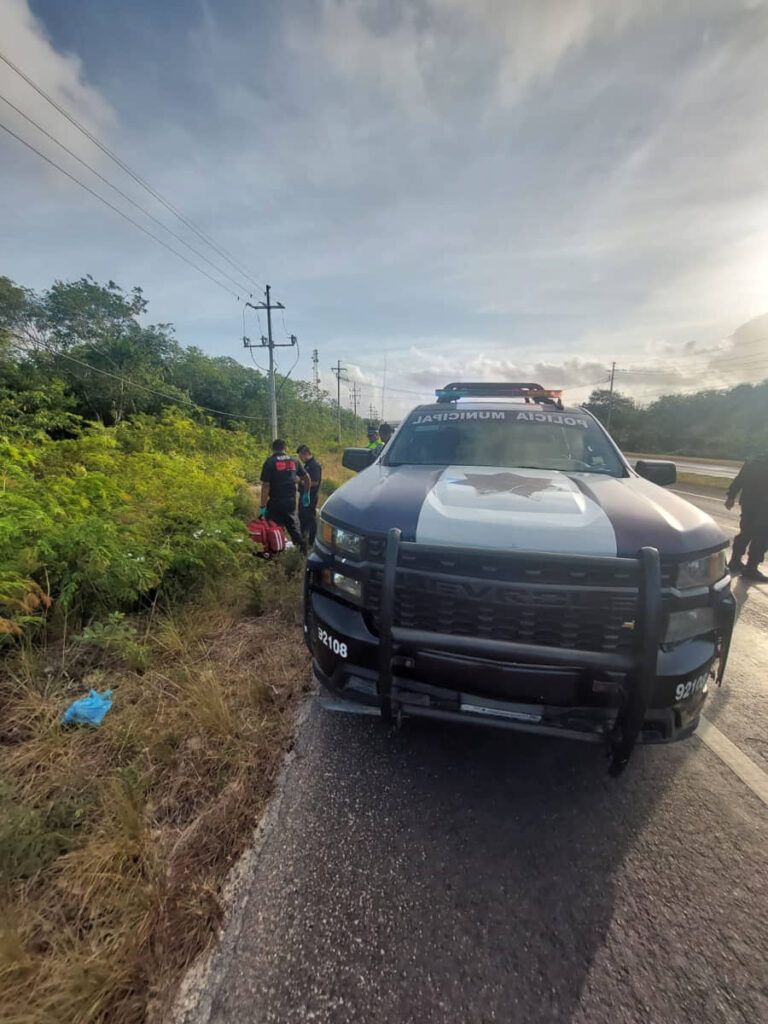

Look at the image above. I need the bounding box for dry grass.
[676,471,730,492]
[0,559,309,1024]
[317,450,354,502]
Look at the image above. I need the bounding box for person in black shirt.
[259,439,310,553]
[725,452,768,582]
[297,444,322,546]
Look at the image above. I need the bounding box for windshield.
[385,407,625,476]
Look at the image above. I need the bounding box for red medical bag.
[247,519,287,558]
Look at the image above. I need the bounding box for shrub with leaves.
[0,411,266,635]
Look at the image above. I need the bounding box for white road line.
[698,716,768,808]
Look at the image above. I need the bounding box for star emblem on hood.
[452,471,558,498]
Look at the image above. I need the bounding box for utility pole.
[369,401,378,422]
[607,361,617,431]
[244,285,295,439]
[381,354,387,423]
[349,381,361,419]
[312,348,320,396]
[331,360,349,443]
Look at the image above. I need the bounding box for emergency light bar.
[435,382,564,406]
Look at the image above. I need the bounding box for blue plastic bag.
[61,689,113,727]
[301,492,311,508]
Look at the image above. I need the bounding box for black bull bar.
[376,528,664,775]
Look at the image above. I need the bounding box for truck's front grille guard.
[366,572,639,655]
[375,528,663,776]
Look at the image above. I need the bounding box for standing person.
[259,439,310,553]
[725,451,768,582]
[378,422,393,445]
[366,425,382,451]
[297,444,322,547]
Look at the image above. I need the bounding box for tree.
[38,277,148,349]
[1,276,184,424]
[0,273,368,443]
[583,389,639,447]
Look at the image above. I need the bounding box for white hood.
[414,466,618,556]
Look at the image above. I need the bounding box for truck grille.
[365,543,642,654]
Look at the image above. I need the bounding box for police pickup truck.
[304,382,736,773]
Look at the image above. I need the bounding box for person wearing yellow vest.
[366,425,382,451]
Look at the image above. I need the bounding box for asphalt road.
[674,460,738,480]
[183,490,768,1024]
[625,456,739,480]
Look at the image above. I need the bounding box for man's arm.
[259,459,271,513]
[725,464,745,509]
[308,462,322,493]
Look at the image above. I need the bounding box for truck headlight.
[318,517,364,559]
[332,572,362,601]
[664,607,716,644]
[335,527,364,559]
[675,551,726,590]
[320,569,363,603]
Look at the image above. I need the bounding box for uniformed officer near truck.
[366,425,382,451]
[259,439,310,553]
[725,451,768,582]
[297,444,322,547]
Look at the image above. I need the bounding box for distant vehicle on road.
[304,382,736,773]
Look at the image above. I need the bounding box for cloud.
[0,0,114,166]
[706,312,768,384]
[284,0,662,117]
[465,0,657,107]
[3,0,768,417]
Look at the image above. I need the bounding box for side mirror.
[342,447,376,473]
[635,459,677,487]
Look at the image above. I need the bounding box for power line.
[331,360,349,442]
[0,47,262,293]
[713,354,768,371]
[616,367,686,377]
[557,376,611,391]
[247,346,269,374]
[281,307,293,342]
[20,336,268,422]
[242,305,269,372]
[275,334,301,405]
[0,91,255,298]
[244,286,296,437]
[0,117,241,300]
[349,380,361,418]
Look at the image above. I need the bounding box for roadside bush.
[0,411,266,636]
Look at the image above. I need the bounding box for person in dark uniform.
[378,422,393,445]
[297,444,322,547]
[725,452,768,582]
[259,439,310,553]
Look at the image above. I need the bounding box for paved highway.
[626,455,739,480]
[674,460,738,480]
[182,489,768,1024]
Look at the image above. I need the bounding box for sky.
[1,0,768,418]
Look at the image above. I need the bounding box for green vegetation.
[676,471,730,492]
[585,383,768,459]
[0,275,356,1023]
[4,271,756,1021]
[0,274,359,638]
